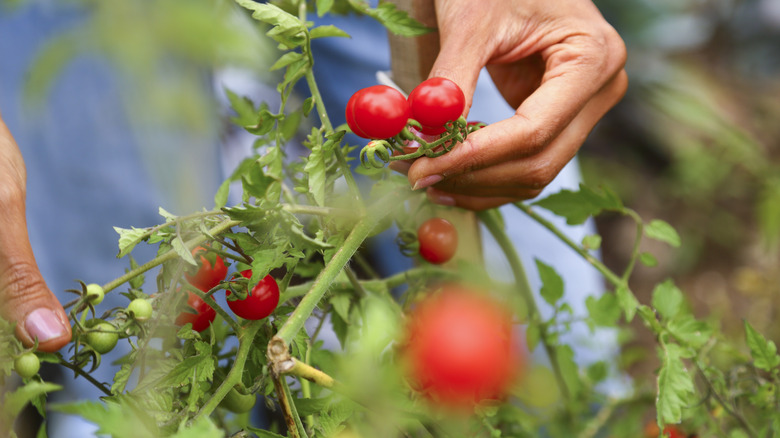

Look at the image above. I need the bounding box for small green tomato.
[127,298,153,321]
[85,283,105,305]
[14,352,41,379]
[85,322,119,354]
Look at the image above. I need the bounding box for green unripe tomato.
[220,387,257,413]
[85,283,105,305]
[85,322,119,354]
[127,298,153,321]
[14,352,40,379]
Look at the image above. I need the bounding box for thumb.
[1,122,71,353]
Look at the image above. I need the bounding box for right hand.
[1,114,72,352]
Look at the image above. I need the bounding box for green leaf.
[644,219,681,248]
[305,145,327,207]
[159,341,215,388]
[52,399,159,438]
[533,184,623,225]
[585,293,621,328]
[667,315,711,349]
[535,260,564,306]
[745,321,780,372]
[245,427,286,438]
[656,342,694,425]
[651,279,684,320]
[1,382,61,421]
[172,235,197,266]
[639,252,658,267]
[554,344,582,399]
[353,1,434,37]
[234,0,307,47]
[616,284,639,322]
[114,226,148,258]
[294,397,333,417]
[170,416,223,438]
[309,25,350,39]
[330,294,352,322]
[214,179,230,209]
[582,234,602,251]
[316,0,335,16]
[525,324,541,352]
[270,51,304,71]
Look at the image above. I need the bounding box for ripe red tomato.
[644,423,689,438]
[346,85,410,139]
[401,286,521,408]
[417,218,458,265]
[185,246,227,292]
[176,291,216,332]
[408,77,465,130]
[226,270,280,320]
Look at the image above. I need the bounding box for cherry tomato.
[127,298,153,321]
[226,270,279,320]
[85,322,119,354]
[85,283,104,305]
[220,386,257,413]
[408,77,465,130]
[644,423,689,438]
[346,85,410,139]
[417,218,458,265]
[401,286,521,408]
[185,246,228,292]
[176,291,216,332]
[14,352,40,379]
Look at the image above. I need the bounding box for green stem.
[515,203,623,287]
[621,209,644,282]
[577,398,618,438]
[193,321,262,422]
[184,284,242,335]
[478,210,572,403]
[273,191,405,346]
[58,358,111,396]
[102,219,240,294]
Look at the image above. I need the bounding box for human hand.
[0,115,72,352]
[393,0,627,210]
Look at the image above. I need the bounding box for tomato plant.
[400,285,521,407]
[85,322,119,354]
[417,217,458,264]
[226,270,279,321]
[175,291,216,332]
[13,352,40,379]
[408,77,465,133]
[346,85,410,139]
[184,246,227,292]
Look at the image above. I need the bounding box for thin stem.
[515,203,623,287]
[193,321,262,422]
[58,358,111,396]
[577,398,618,438]
[102,219,241,293]
[621,209,644,282]
[184,284,242,335]
[273,191,406,346]
[694,361,757,438]
[478,210,572,403]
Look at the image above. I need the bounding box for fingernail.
[412,174,443,191]
[427,191,456,206]
[25,308,68,343]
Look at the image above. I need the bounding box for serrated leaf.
[533,184,624,225]
[234,0,307,47]
[745,321,780,372]
[645,219,681,247]
[316,0,335,16]
[667,315,711,349]
[170,416,223,438]
[245,427,286,438]
[172,235,197,266]
[52,399,159,438]
[651,279,684,320]
[535,260,564,306]
[616,284,639,322]
[310,25,350,39]
[158,207,177,222]
[111,362,134,395]
[585,293,621,328]
[2,382,62,420]
[114,226,148,258]
[330,294,351,322]
[555,344,582,399]
[294,397,333,417]
[656,342,694,425]
[353,1,433,37]
[270,52,304,71]
[159,341,215,388]
[214,179,230,209]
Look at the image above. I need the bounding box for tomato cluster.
[185,246,228,292]
[400,285,521,408]
[346,77,465,140]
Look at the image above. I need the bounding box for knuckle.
[0,260,48,308]
[522,163,557,190]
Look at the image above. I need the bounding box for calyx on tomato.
[226,270,280,320]
[400,285,522,408]
[184,246,228,292]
